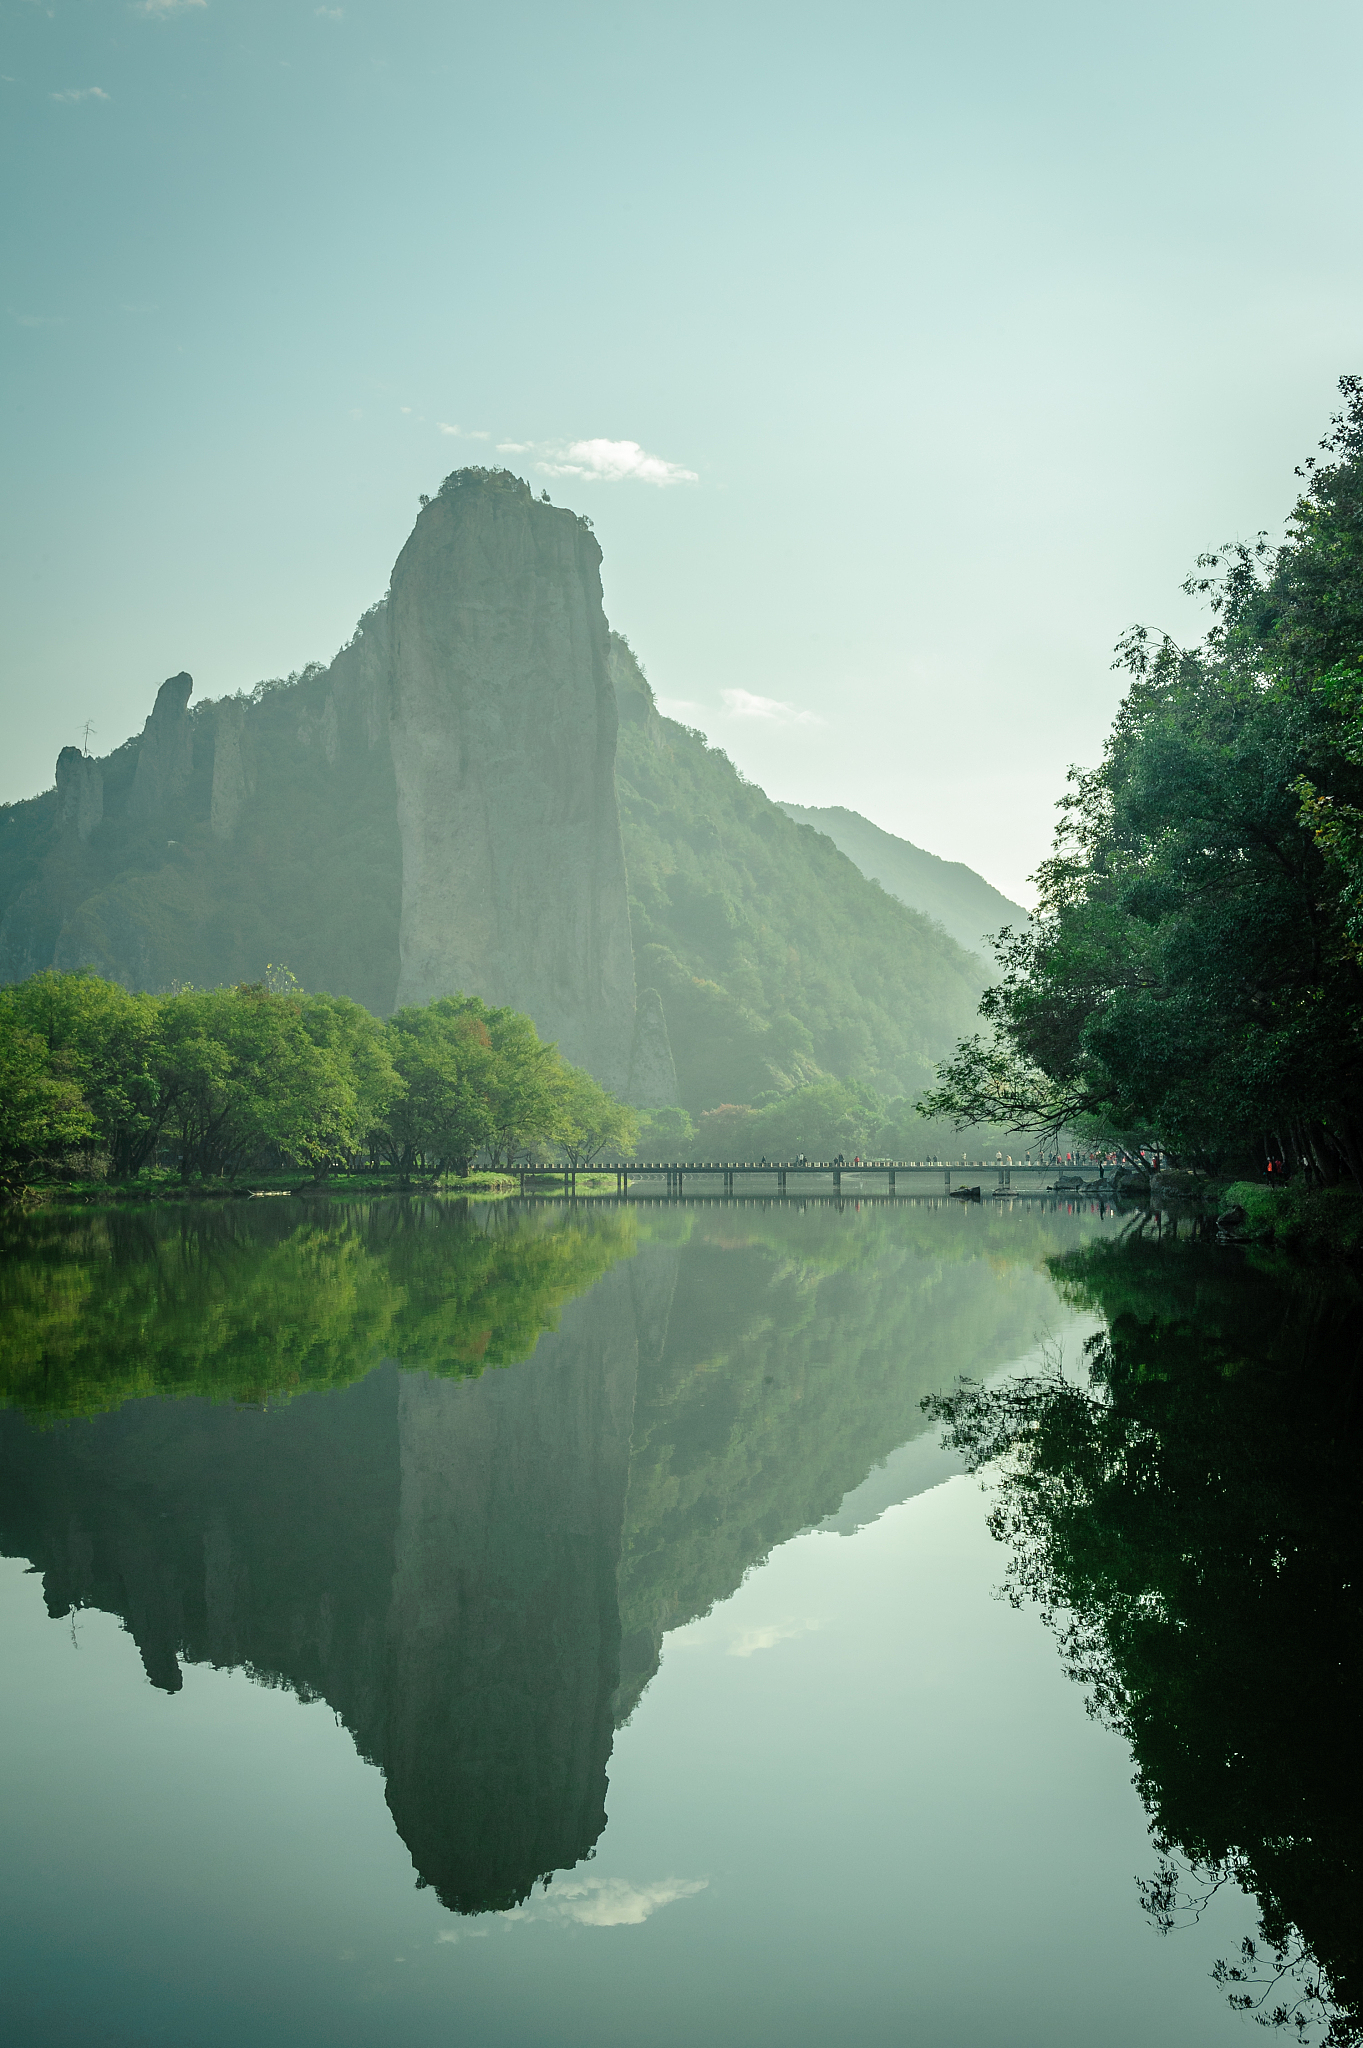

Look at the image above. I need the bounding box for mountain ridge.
[778,801,1026,960]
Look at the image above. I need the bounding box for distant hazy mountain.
[778,804,1026,961]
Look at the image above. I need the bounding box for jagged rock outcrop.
[628,986,678,1107]
[55,748,102,841]
[129,672,194,821]
[388,473,637,1090]
[208,698,250,840]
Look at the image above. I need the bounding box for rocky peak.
[129,671,194,822]
[388,471,637,1089]
[55,746,103,841]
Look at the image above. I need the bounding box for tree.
[0,970,166,1177]
[296,992,400,1173]
[155,984,357,1179]
[919,378,1363,1183]
[553,1066,638,1167]
[480,1003,568,1165]
[0,1026,91,1185]
[377,999,497,1179]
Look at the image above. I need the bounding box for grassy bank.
[1222,1180,1363,1260]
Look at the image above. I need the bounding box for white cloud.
[727,1618,823,1658]
[14,312,66,327]
[538,437,697,486]
[656,697,705,720]
[437,422,489,440]
[551,1876,707,1926]
[135,0,206,15]
[315,5,344,15]
[51,86,109,101]
[719,689,823,728]
[497,441,534,453]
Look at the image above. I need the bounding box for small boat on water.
[948,1185,982,1201]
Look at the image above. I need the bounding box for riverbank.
[1217,1180,1363,1260]
[0,1168,593,1210]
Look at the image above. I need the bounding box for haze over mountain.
[0,469,987,1116]
[778,804,1026,962]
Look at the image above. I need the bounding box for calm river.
[0,1194,1355,2046]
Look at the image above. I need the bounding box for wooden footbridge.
[513,1160,1094,1198]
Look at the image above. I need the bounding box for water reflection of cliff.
[0,1197,1105,1912]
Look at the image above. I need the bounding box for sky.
[4,0,1363,904]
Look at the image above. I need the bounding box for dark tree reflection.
[926,1235,1363,2044]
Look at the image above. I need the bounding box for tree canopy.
[0,971,637,1186]
[920,377,1363,1182]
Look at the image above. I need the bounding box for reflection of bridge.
[516,1160,1096,1197]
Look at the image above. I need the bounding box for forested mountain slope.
[779,802,1025,960]
[610,638,986,1110]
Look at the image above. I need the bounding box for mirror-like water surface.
[0,1195,1354,2046]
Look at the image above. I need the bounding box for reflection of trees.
[927,1236,1363,2044]
[0,1198,636,1418]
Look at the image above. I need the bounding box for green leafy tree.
[920,378,1363,1183]
[377,998,497,1179]
[156,984,357,1179]
[0,970,167,1176]
[634,1105,696,1155]
[0,1025,91,1183]
[481,1003,568,1165]
[296,991,401,1173]
[553,1065,638,1167]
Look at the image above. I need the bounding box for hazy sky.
[5,0,1363,901]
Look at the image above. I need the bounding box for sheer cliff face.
[389,476,637,1090]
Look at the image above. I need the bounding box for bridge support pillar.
[888,1169,896,1193]
[833,1168,842,1192]
[778,1169,786,1192]
[944,1169,952,1191]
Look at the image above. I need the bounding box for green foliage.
[554,1062,638,1166]
[0,1200,639,1420]
[691,1079,884,1158]
[0,970,164,1176]
[611,640,986,1112]
[377,997,498,1177]
[0,971,636,1185]
[634,1105,696,1154]
[928,1235,1363,2043]
[1222,1178,1363,1259]
[921,379,1363,1182]
[155,982,386,1179]
[481,1002,572,1165]
[0,1024,90,1182]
